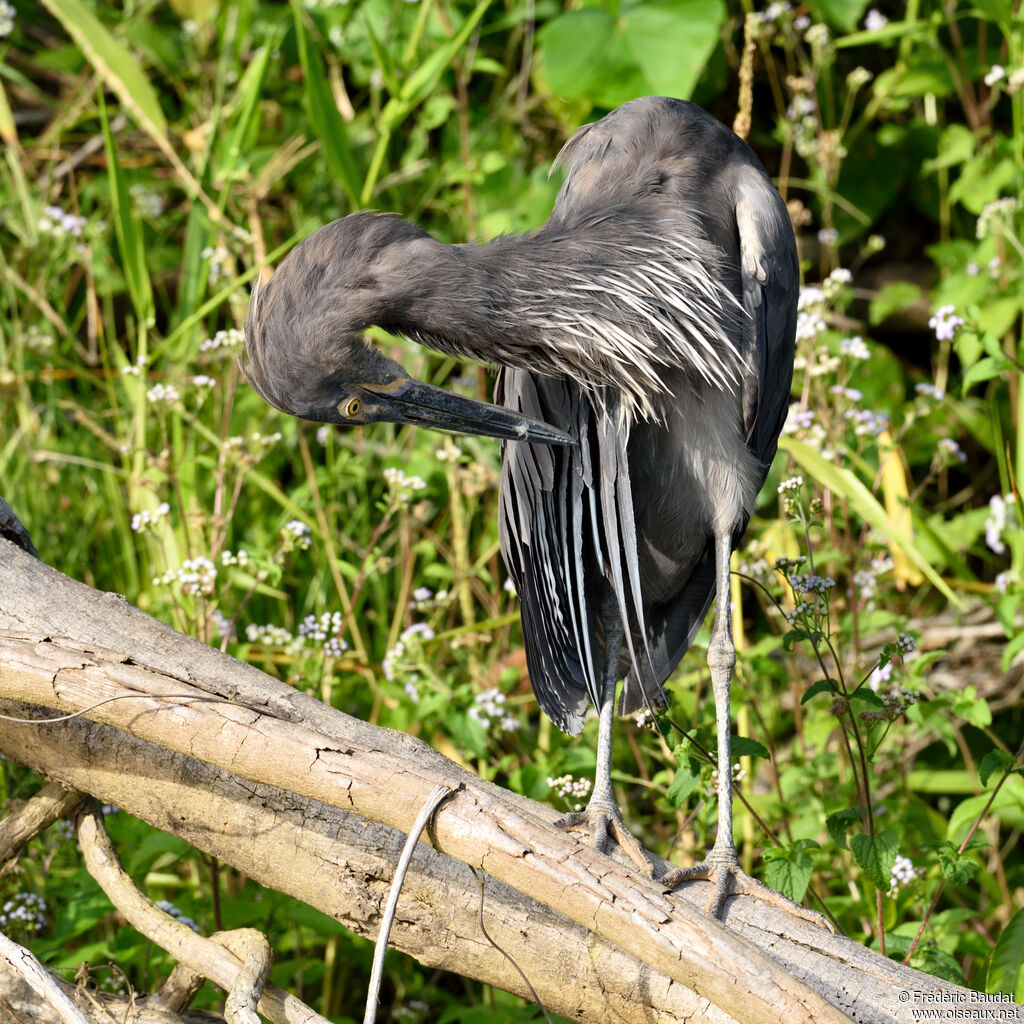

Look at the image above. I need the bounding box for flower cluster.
[710,762,747,785]
[0,0,14,38]
[131,502,170,533]
[888,854,924,895]
[281,519,312,551]
[840,336,871,360]
[220,549,249,567]
[155,899,199,932]
[547,774,591,810]
[0,893,47,935]
[410,586,451,611]
[129,183,164,219]
[468,687,520,733]
[383,467,428,504]
[852,554,893,603]
[936,437,966,464]
[201,244,233,284]
[298,611,349,656]
[147,382,181,404]
[928,305,965,342]
[435,438,463,464]
[985,494,1015,555]
[199,327,245,353]
[245,623,294,646]
[844,406,889,438]
[382,622,436,684]
[152,556,217,596]
[39,204,87,239]
[976,196,1020,240]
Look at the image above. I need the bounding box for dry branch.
[0,538,997,1024]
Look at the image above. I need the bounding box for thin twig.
[363,784,452,1024]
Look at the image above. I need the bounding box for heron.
[245,97,819,922]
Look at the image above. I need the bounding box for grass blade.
[291,0,362,207]
[99,90,154,326]
[41,0,167,140]
[780,437,960,606]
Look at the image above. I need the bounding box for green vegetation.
[2,0,1023,1018]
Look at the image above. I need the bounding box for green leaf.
[850,828,899,890]
[291,1,361,207]
[951,686,992,728]
[730,736,769,759]
[979,749,1015,788]
[922,124,977,173]
[666,759,701,807]
[762,839,818,902]
[936,844,980,886]
[805,0,869,31]
[99,91,153,325]
[947,776,1024,844]
[987,905,1024,997]
[961,354,1009,394]
[41,0,167,139]
[780,438,960,607]
[802,678,839,704]
[538,0,724,108]
[400,0,494,108]
[826,807,862,850]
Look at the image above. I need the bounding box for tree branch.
[0,538,983,1023]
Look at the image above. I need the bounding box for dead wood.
[0,538,997,1024]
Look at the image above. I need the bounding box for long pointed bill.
[374,376,575,446]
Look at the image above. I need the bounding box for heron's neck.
[384,216,741,421]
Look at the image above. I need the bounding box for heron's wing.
[497,368,601,736]
[734,164,798,470]
[624,165,798,709]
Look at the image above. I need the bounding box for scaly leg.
[555,600,652,876]
[662,527,831,928]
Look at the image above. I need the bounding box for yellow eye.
[344,398,361,418]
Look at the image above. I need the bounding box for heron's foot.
[662,852,834,931]
[554,799,654,877]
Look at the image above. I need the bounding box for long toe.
[555,801,654,877]
[661,860,834,931]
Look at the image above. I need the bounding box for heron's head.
[243,213,573,445]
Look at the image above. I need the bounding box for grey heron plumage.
[245,96,821,922]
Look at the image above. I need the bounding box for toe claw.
[554,801,653,875]
[661,858,834,931]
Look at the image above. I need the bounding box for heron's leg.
[662,527,832,930]
[554,599,653,877]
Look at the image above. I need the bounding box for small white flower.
[130,501,170,533]
[840,336,871,361]
[985,494,1012,554]
[199,327,245,352]
[888,854,924,894]
[938,437,966,463]
[868,661,893,691]
[915,382,944,400]
[147,383,181,404]
[0,0,15,38]
[984,65,1006,87]
[864,9,887,30]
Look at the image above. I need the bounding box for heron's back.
[499,97,797,734]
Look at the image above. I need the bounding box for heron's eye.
[343,397,361,418]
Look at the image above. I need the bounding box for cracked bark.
[0,538,999,1024]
